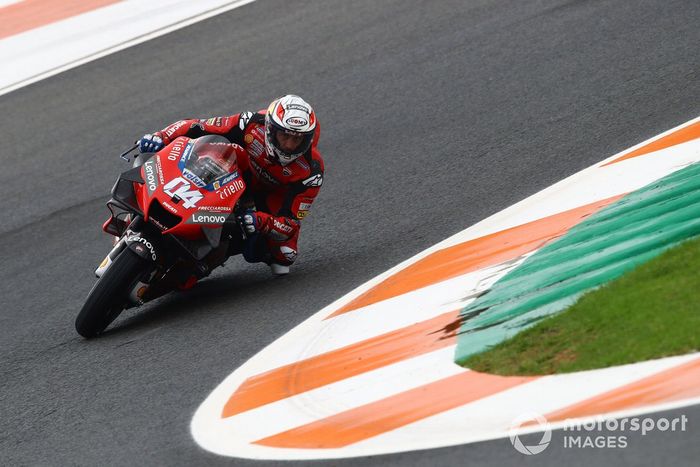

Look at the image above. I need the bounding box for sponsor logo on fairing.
[156,155,165,184]
[161,200,178,213]
[163,177,203,209]
[126,234,157,261]
[150,218,168,231]
[189,212,227,224]
[183,168,207,188]
[180,142,194,164]
[299,202,312,211]
[296,210,308,219]
[219,171,240,186]
[212,172,239,190]
[198,205,232,213]
[168,138,187,161]
[144,161,157,194]
[218,179,245,199]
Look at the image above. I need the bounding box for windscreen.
[181,135,238,187]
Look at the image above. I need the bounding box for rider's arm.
[286,148,324,221]
[255,149,324,241]
[157,114,248,145]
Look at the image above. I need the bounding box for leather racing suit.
[154,111,324,266]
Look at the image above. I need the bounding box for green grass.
[462,235,700,375]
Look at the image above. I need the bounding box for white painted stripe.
[208,347,464,445]
[0,0,22,8]
[246,255,530,373]
[353,354,700,455]
[0,0,256,96]
[191,353,700,459]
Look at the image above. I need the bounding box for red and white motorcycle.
[76,135,248,338]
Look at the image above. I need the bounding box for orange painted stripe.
[603,120,700,166]
[541,356,700,423]
[0,0,121,40]
[254,370,537,448]
[328,195,623,318]
[222,310,462,418]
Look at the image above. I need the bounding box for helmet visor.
[268,125,314,164]
[274,130,306,153]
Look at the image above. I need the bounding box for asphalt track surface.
[1,0,699,465]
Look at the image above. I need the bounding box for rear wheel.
[75,248,148,338]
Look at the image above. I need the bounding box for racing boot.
[269,245,296,275]
[270,263,290,275]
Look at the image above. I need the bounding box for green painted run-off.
[454,162,700,366]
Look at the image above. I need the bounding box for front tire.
[76,248,147,338]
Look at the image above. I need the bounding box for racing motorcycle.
[75,135,248,338]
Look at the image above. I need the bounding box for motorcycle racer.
[138,95,324,275]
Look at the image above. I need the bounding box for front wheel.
[75,248,148,338]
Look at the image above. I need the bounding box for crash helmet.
[265,95,316,166]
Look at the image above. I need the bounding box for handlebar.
[119,143,139,162]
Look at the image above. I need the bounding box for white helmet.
[265,95,316,166]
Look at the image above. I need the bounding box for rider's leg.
[265,232,299,275]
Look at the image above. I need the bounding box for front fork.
[95,236,127,278]
[95,218,161,305]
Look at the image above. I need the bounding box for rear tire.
[75,248,147,338]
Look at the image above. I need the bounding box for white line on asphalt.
[0,0,22,8]
[0,0,256,97]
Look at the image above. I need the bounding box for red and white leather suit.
[155,111,324,265]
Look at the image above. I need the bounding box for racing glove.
[237,210,299,242]
[138,132,164,153]
[238,209,258,235]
